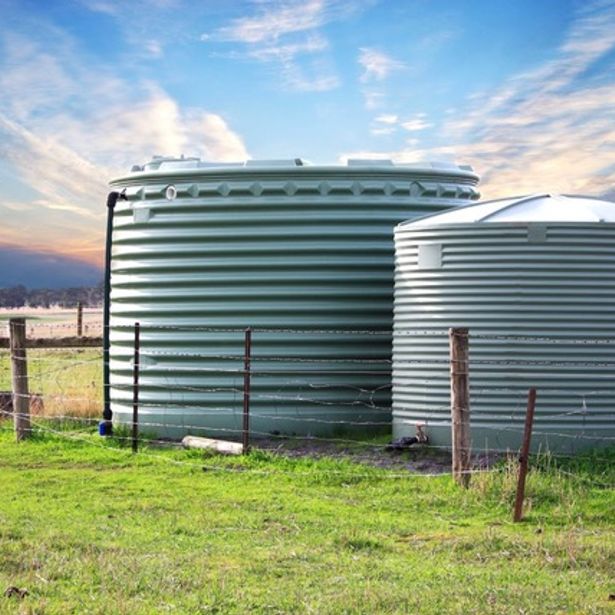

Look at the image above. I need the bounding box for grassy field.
[0,308,102,338]
[0,308,103,416]
[0,348,102,417]
[0,425,613,614]
[0,312,613,613]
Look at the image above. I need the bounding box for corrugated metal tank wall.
[393,195,615,453]
[108,158,479,439]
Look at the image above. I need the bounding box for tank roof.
[127,155,475,174]
[399,193,615,228]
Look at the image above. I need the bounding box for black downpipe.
[101,190,124,434]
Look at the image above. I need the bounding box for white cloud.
[375,114,398,125]
[78,0,182,62]
[191,112,249,161]
[248,34,329,61]
[0,33,78,121]
[0,28,249,262]
[362,90,385,110]
[344,1,615,200]
[144,39,163,58]
[205,0,353,92]
[400,117,432,132]
[370,127,395,136]
[214,0,326,44]
[79,0,120,15]
[371,114,398,136]
[358,47,405,82]
[80,0,180,15]
[370,113,432,137]
[282,67,340,92]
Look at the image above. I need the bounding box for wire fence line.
[13,318,615,339]
[11,318,615,348]
[11,398,613,443]
[9,382,613,426]
[1,323,615,480]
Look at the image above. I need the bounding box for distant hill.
[601,187,615,202]
[0,245,103,289]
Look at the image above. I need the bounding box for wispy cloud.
[369,113,431,138]
[441,0,615,197]
[370,126,395,136]
[80,0,180,15]
[400,115,432,132]
[215,0,326,44]
[205,0,360,92]
[358,47,405,82]
[344,1,615,199]
[246,34,329,61]
[362,89,385,110]
[281,63,340,91]
[374,114,398,125]
[78,0,182,60]
[144,39,164,58]
[79,0,120,15]
[370,113,398,136]
[0,27,249,263]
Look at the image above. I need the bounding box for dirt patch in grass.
[240,437,501,474]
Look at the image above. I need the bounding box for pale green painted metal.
[108,158,479,439]
[393,195,615,453]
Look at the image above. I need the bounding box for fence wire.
[0,322,614,486]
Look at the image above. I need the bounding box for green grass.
[0,426,613,614]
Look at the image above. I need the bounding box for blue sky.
[1,0,614,265]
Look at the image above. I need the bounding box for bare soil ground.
[248,437,502,474]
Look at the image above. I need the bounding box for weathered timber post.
[513,388,537,522]
[449,327,471,487]
[242,327,252,454]
[9,319,31,441]
[132,322,141,454]
[77,302,83,337]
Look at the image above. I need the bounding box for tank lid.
[245,159,305,167]
[399,194,615,228]
[127,156,476,174]
[347,159,395,166]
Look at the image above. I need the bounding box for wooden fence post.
[9,318,31,441]
[242,327,252,454]
[132,322,141,454]
[449,327,471,487]
[77,302,83,337]
[513,388,537,522]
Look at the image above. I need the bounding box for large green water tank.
[108,157,479,439]
[393,194,615,453]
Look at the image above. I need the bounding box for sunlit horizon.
[1,0,614,268]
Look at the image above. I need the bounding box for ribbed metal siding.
[108,165,479,438]
[393,222,615,452]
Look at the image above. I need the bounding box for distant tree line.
[0,283,104,308]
